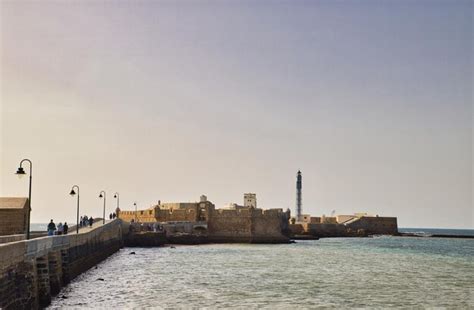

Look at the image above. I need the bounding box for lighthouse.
[296,170,302,222]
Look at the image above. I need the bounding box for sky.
[0,0,472,229]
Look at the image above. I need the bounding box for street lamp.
[113,192,120,211]
[69,185,80,234]
[99,191,106,224]
[134,202,137,222]
[15,159,32,240]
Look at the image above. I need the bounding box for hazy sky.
[1,0,472,228]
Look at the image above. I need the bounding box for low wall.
[0,219,124,309]
[0,234,25,244]
[346,216,398,235]
[305,223,349,237]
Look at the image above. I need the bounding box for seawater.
[48,236,473,309]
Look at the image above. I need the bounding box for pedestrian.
[83,215,88,227]
[47,219,56,236]
[79,216,83,227]
[109,213,113,220]
[89,216,94,227]
[113,213,116,219]
[63,222,69,235]
[57,222,63,235]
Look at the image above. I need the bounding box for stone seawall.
[0,219,124,309]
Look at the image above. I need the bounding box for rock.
[129,251,136,255]
[96,278,104,281]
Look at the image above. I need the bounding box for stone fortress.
[117,170,398,241]
[118,194,292,243]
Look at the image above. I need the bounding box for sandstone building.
[117,195,291,243]
[0,197,29,236]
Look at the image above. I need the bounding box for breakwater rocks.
[0,220,124,309]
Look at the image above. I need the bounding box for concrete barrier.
[0,219,124,309]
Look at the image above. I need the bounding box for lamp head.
[15,167,26,178]
[99,193,103,198]
[69,189,76,196]
[114,194,117,198]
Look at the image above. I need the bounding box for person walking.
[79,216,83,227]
[112,213,116,219]
[89,216,94,227]
[47,219,56,236]
[83,215,88,227]
[109,213,113,220]
[63,222,69,235]
[57,222,63,235]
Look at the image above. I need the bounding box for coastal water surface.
[49,236,473,309]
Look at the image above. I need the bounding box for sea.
[47,229,473,309]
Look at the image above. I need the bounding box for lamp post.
[99,191,106,224]
[69,185,80,234]
[113,192,119,211]
[134,202,137,223]
[15,159,32,240]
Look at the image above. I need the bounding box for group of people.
[47,213,115,236]
[79,215,94,228]
[47,219,68,236]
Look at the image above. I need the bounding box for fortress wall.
[118,208,156,223]
[207,209,252,242]
[119,204,203,223]
[289,224,305,235]
[0,219,124,309]
[321,217,338,224]
[160,202,198,210]
[156,208,198,222]
[207,208,289,243]
[251,209,289,242]
[305,223,348,237]
[346,217,398,235]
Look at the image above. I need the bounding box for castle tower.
[244,193,257,208]
[296,170,302,222]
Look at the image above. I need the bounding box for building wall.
[289,224,305,235]
[0,198,29,236]
[320,216,337,224]
[118,208,156,223]
[303,223,348,237]
[346,216,398,235]
[207,208,253,241]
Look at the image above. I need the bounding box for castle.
[117,194,292,243]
